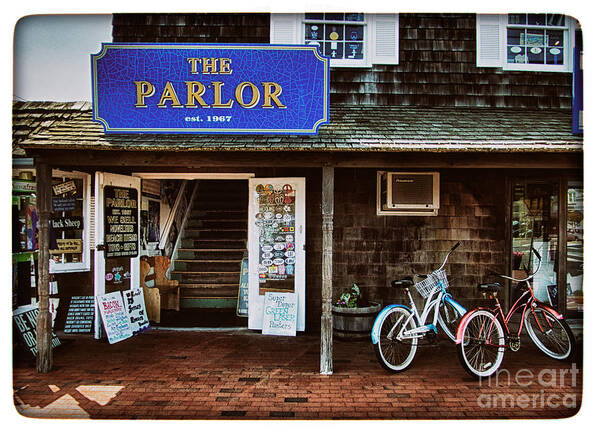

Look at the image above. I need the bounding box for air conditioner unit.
[386,172,440,214]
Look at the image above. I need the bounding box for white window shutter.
[477,14,503,68]
[369,14,399,65]
[270,14,301,44]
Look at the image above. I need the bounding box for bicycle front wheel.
[457,309,505,378]
[524,307,575,361]
[438,298,463,342]
[373,307,418,372]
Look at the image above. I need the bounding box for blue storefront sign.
[91,43,329,135]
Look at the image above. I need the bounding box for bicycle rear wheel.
[524,307,575,361]
[373,307,418,372]
[457,309,505,378]
[438,298,463,342]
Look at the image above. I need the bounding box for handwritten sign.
[50,238,82,254]
[122,288,150,334]
[64,296,95,333]
[52,180,77,196]
[104,186,139,258]
[13,304,61,357]
[97,292,133,344]
[236,258,249,317]
[262,292,297,337]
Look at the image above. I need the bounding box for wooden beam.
[28,149,584,170]
[35,162,53,373]
[321,166,334,375]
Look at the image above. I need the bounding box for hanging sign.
[52,180,77,196]
[13,304,61,357]
[96,292,133,344]
[51,216,83,231]
[104,186,139,258]
[91,43,329,135]
[50,238,82,255]
[52,197,77,212]
[122,288,150,334]
[262,292,297,336]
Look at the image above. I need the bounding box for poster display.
[262,292,298,336]
[96,292,133,344]
[13,304,61,357]
[254,183,297,293]
[104,185,139,258]
[122,288,150,334]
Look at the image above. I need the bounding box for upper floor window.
[477,14,578,72]
[270,13,398,67]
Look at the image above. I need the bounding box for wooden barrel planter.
[332,302,382,340]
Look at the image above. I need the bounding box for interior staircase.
[170,180,248,309]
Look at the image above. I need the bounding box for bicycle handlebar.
[492,248,542,283]
[436,241,461,272]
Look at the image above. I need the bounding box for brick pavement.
[13,329,583,420]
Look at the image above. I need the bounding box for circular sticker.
[330,31,339,40]
[257,265,268,274]
[262,252,274,259]
[273,243,285,251]
[549,47,561,55]
[262,245,273,252]
[285,235,294,242]
[530,47,542,54]
[285,250,296,258]
[283,214,292,222]
[264,212,274,220]
[273,258,285,266]
[262,259,273,266]
[510,46,522,53]
[282,184,293,194]
[264,184,274,194]
[285,257,296,265]
[256,184,264,194]
[105,273,114,281]
[255,212,264,219]
[275,213,283,219]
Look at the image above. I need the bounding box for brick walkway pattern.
[13,330,582,419]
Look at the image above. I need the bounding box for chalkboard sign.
[262,292,297,336]
[104,186,139,258]
[52,197,77,212]
[97,292,133,344]
[13,304,61,357]
[122,288,150,334]
[64,296,95,334]
[236,258,249,317]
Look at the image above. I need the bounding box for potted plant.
[332,283,381,340]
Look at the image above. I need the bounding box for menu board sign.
[64,296,95,334]
[104,186,139,258]
[262,292,297,336]
[97,292,133,344]
[236,258,249,317]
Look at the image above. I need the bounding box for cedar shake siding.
[112,12,573,110]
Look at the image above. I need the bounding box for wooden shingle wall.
[112,12,573,110]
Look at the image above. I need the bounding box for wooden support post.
[320,166,334,375]
[35,162,53,373]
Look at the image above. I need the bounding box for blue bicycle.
[371,242,467,372]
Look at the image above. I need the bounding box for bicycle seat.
[392,278,413,288]
[477,282,502,293]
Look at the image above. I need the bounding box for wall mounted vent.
[377,171,440,216]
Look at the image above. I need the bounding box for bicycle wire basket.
[414,269,448,298]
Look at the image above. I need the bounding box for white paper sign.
[262,292,297,336]
[97,292,133,344]
[122,287,150,334]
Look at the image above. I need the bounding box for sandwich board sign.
[97,292,133,344]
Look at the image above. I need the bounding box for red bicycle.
[455,248,576,378]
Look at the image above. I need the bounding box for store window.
[49,170,91,273]
[477,14,577,72]
[566,181,583,313]
[270,13,399,67]
[511,181,558,304]
[304,13,365,62]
